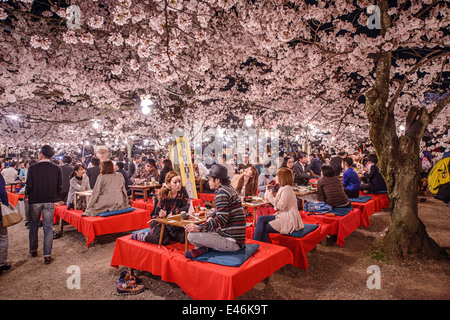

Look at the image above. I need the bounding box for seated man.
[342,157,360,199]
[184,165,246,259]
[292,152,313,186]
[360,154,387,193]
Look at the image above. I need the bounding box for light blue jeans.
[29,203,55,257]
[187,232,241,252]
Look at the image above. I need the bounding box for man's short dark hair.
[367,154,378,164]
[116,161,124,170]
[63,155,72,164]
[338,151,347,157]
[91,156,100,166]
[297,151,308,160]
[321,165,335,177]
[9,160,17,167]
[40,145,54,159]
[343,157,353,167]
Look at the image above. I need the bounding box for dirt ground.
[0,195,448,301]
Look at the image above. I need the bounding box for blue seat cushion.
[286,224,319,238]
[97,207,135,217]
[330,206,353,216]
[349,196,372,203]
[193,244,260,267]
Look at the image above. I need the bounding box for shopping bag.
[1,203,24,227]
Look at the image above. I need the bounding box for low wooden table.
[153,213,207,251]
[74,190,93,210]
[294,188,317,209]
[5,182,25,193]
[129,183,161,202]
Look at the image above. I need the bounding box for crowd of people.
[0,141,444,275]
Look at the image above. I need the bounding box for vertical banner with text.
[175,136,197,199]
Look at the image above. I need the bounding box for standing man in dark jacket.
[60,155,73,202]
[25,145,62,265]
[115,161,131,196]
[329,151,347,177]
[86,156,101,189]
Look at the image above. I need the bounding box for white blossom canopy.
[0,0,448,154]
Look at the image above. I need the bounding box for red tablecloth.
[131,199,154,213]
[351,199,376,228]
[359,191,389,212]
[7,191,24,207]
[110,235,293,300]
[197,193,215,202]
[300,208,362,247]
[54,206,150,247]
[246,223,330,270]
[132,198,206,214]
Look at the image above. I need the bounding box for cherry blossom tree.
[0,0,448,259]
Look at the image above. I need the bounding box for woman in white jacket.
[253,167,304,242]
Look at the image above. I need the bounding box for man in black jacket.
[86,156,101,189]
[25,145,62,265]
[292,152,313,186]
[60,155,73,202]
[329,151,347,176]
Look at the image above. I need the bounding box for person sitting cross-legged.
[184,165,246,259]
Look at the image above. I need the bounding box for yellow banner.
[176,136,197,199]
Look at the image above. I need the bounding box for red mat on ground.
[359,191,389,212]
[246,223,330,270]
[54,205,150,247]
[351,199,376,228]
[7,191,23,207]
[300,208,362,247]
[110,235,293,300]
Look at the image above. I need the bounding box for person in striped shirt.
[184,165,246,259]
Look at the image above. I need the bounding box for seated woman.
[82,160,130,217]
[231,165,259,197]
[257,163,276,198]
[67,164,90,210]
[317,165,351,208]
[360,154,387,193]
[280,155,294,170]
[342,157,360,199]
[253,167,304,242]
[131,171,189,245]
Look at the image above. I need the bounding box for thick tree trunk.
[377,137,447,260]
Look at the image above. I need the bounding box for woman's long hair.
[161,159,173,171]
[157,170,180,201]
[235,166,259,196]
[69,164,85,180]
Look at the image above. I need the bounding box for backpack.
[434,182,450,203]
[428,157,450,195]
[304,201,333,214]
